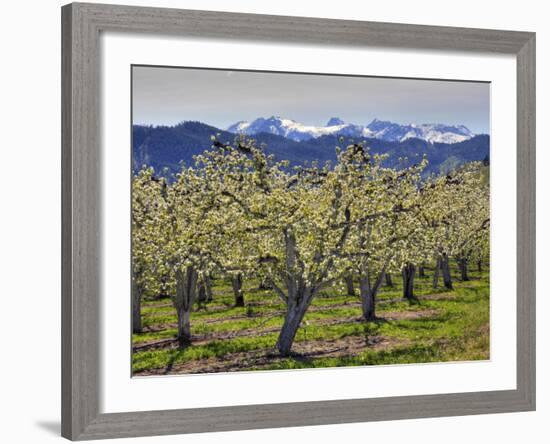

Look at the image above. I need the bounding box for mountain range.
[227,116,475,144]
[133,117,489,179]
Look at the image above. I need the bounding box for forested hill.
[132,121,490,178]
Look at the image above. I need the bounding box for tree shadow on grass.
[163,342,191,374]
[361,318,391,346]
[406,296,422,305]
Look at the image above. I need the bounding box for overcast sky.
[132,66,490,134]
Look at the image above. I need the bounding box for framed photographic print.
[61,2,535,440]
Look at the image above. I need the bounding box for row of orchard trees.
[132,137,489,355]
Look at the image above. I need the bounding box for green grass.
[133,266,490,374]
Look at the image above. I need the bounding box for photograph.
[0,1,541,442]
[131,66,491,376]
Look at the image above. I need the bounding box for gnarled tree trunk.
[174,266,198,347]
[359,268,386,322]
[232,272,244,307]
[275,222,351,356]
[402,263,416,300]
[359,277,376,321]
[276,292,313,356]
[344,275,355,296]
[275,229,319,356]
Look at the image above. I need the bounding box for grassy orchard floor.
[132,268,490,375]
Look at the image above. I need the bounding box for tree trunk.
[132,278,142,333]
[276,299,310,356]
[344,275,355,296]
[477,260,483,273]
[359,276,376,321]
[174,266,198,348]
[358,268,386,322]
[276,229,320,356]
[418,264,426,278]
[232,273,244,307]
[385,272,393,287]
[176,308,191,347]
[433,257,441,288]
[441,254,453,289]
[459,258,469,281]
[402,263,416,300]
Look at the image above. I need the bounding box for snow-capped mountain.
[227,116,370,142]
[227,116,475,144]
[367,119,474,144]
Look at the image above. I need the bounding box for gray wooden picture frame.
[61,2,536,440]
